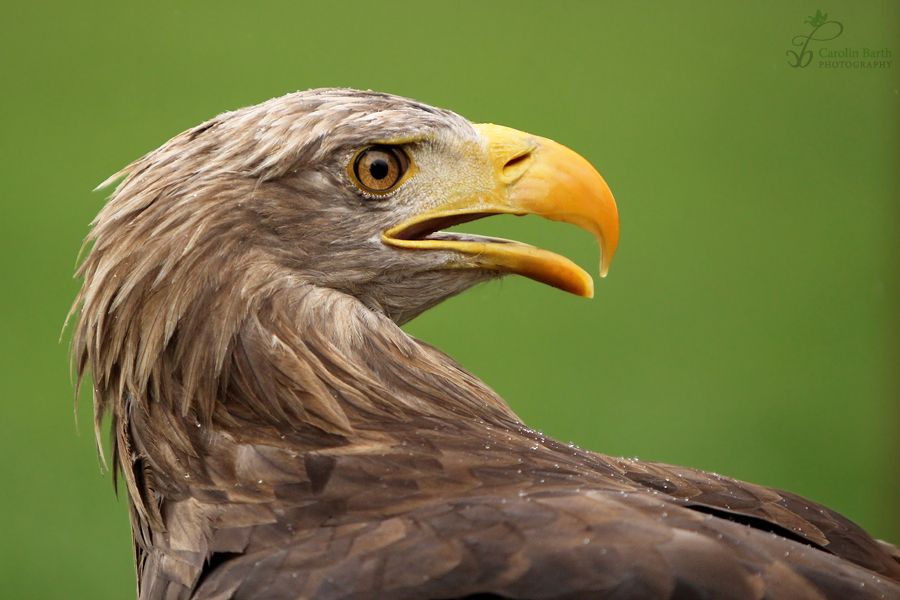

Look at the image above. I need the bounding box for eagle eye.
[352,146,409,194]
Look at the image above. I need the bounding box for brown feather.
[71,89,900,600]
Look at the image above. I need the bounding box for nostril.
[502,152,533,181]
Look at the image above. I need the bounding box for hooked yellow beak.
[382,124,619,298]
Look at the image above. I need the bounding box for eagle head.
[70,87,616,516]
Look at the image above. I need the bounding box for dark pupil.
[369,158,389,180]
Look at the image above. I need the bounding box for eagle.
[71,89,900,600]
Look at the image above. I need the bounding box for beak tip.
[598,257,610,279]
[581,278,595,299]
[598,235,617,279]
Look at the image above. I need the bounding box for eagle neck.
[246,284,523,436]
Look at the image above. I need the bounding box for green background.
[1,2,897,597]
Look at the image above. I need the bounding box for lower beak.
[382,124,619,298]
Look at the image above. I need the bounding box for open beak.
[382,124,619,298]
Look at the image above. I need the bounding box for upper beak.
[382,123,619,298]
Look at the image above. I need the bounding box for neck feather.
[234,284,521,433]
[73,262,521,522]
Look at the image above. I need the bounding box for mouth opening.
[390,212,505,241]
[381,211,595,297]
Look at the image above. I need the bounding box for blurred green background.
[1,1,897,597]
